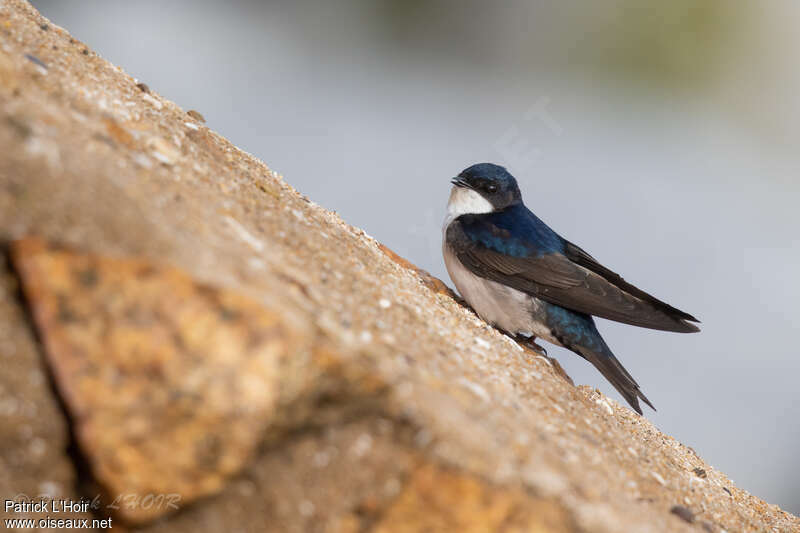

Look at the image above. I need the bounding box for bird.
[442,163,700,414]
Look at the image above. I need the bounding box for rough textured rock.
[10,237,301,524]
[0,1,798,531]
[0,260,94,529]
[371,463,575,533]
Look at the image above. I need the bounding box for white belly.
[442,241,560,345]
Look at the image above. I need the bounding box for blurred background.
[32,0,800,514]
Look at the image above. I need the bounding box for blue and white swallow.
[442,163,700,414]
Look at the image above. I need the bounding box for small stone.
[670,505,694,524]
[148,137,180,165]
[693,467,707,479]
[458,377,490,402]
[187,109,206,123]
[24,53,46,70]
[650,471,666,486]
[135,82,150,93]
[132,153,152,168]
[475,337,490,349]
[39,24,49,31]
[141,93,163,110]
[595,397,614,415]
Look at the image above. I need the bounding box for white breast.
[442,185,560,345]
[442,235,560,346]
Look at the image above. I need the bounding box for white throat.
[444,186,494,227]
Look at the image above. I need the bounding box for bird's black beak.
[451,177,471,189]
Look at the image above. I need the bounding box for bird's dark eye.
[485,184,498,194]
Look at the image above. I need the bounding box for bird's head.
[447,163,521,219]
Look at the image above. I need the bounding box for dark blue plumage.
[459,205,565,257]
[443,163,700,414]
[457,162,517,184]
[544,304,605,354]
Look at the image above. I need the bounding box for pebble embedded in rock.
[670,505,694,523]
[24,53,46,70]
[187,109,206,123]
[141,93,163,109]
[148,137,180,165]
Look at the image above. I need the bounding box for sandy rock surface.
[0,1,797,531]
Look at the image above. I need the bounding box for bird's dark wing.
[561,240,699,324]
[447,215,700,333]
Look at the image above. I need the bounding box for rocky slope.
[0,1,797,531]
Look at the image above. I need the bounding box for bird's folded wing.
[447,220,700,333]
